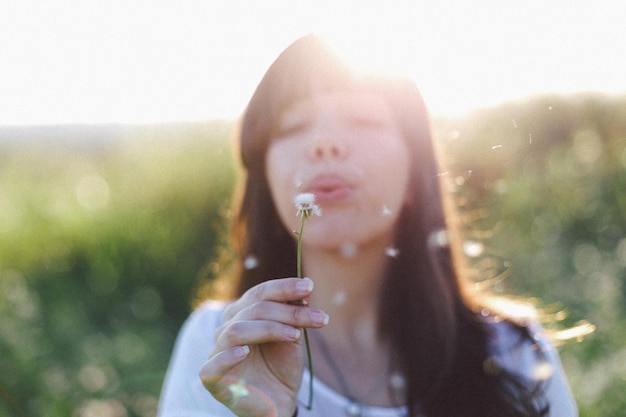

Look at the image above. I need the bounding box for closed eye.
[346,112,392,131]
[274,107,311,139]
[275,120,308,138]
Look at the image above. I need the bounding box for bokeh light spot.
[463,240,484,258]
[75,174,110,211]
[78,364,109,393]
[244,255,259,270]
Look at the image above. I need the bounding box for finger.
[201,345,250,383]
[244,277,314,305]
[215,301,328,341]
[200,352,278,416]
[200,346,250,399]
[224,277,314,321]
[215,320,303,351]
[242,301,329,328]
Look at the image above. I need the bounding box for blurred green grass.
[0,121,236,417]
[1,94,625,416]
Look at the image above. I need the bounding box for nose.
[306,98,347,161]
[309,126,347,161]
[311,141,345,160]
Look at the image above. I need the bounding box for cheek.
[266,149,285,190]
[265,147,299,231]
[266,141,303,186]
[372,143,411,208]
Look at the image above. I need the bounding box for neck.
[303,238,391,344]
[303,238,402,407]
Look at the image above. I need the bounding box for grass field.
[1,94,625,416]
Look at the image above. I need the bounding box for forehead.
[281,85,394,118]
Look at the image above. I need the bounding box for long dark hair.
[229,34,548,417]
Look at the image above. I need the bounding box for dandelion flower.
[295,192,322,219]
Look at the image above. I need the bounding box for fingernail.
[234,345,250,359]
[310,310,330,325]
[296,278,314,292]
[285,327,301,340]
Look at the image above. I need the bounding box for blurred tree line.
[0,93,624,416]
[434,93,626,416]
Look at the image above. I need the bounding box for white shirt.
[157,301,578,417]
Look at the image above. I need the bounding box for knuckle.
[245,303,263,320]
[213,324,226,342]
[222,321,245,345]
[206,380,233,405]
[291,305,304,324]
[199,360,217,384]
[279,279,293,298]
[248,283,266,300]
[246,301,265,320]
[222,302,238,321]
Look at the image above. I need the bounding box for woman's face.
[265,87,411,253]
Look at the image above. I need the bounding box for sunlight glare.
[1,0,624,125]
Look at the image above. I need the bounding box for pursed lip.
[304,174,354,204]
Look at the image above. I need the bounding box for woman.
[158,34,578,417]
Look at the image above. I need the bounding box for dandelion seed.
[463,240,484,257]
[390,372,406,390]
[491,145,503,150]
[346,402,361,417]
[381,205,392,216]
[512,119,518,128]
[243,255,258,270]
[428,230,449,248]
[332,290,347,306]
[385,247,400,258]
[529,133,533,144]
[435,171,449,177]
[532,362,554,381]
[340,243,358,259]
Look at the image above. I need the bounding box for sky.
[1,0,625,125]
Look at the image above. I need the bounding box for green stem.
[303,327,313,410]
[296,216,314,409]
[297,218,304,279]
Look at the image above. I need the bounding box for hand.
[199,277,328,417]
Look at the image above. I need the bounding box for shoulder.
[479,299,556,371]
[485,317,579,416]
[157,300,234,417]
[166,300,229,355]
[184,300,229,335]
[486,318,546,377]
